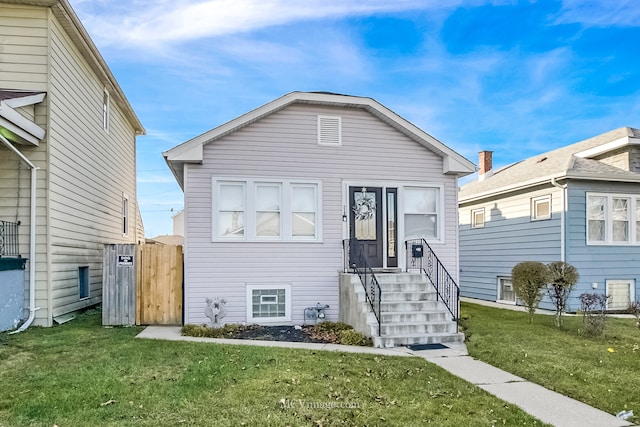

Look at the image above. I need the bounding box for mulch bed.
[230,325,331,343]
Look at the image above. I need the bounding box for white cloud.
[555,0,640,27]
[70,0,487,48]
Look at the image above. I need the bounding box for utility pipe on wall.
[0,134,39,333]
[550,177,567,263]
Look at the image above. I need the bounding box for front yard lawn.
[0,309,546,426]
[461,301,640,423]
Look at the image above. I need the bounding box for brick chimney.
[478,151,493,181]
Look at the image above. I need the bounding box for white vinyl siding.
[184,104,459,325]
[46,12,139,322]
[587,193,640,245]
[213,178,321,241]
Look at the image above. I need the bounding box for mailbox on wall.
[412,244,424,258]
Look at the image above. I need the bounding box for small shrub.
[512,261,548,323]
[579,292,607,338]
[338,329,372,346]
[546,261,579,328]
[313,321,353,333]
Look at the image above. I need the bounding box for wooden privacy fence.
[103,243,183,326]
[136,244,183,325]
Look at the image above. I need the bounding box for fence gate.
[136,244,183,325]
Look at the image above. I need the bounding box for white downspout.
[550,177,567,263]
[1,134,39,333]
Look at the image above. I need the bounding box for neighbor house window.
[79,266,89,299]
[122,195,129,237]
[317,115,342,146]
[531,195,551,221]
[606,279,635,310]
[587,193,640,245]
[471,208,485,228]
[403,187,440,240]
[246,284,291,322]
[103,90,110,131]
[213,178,321,241]
[497,277,515,303]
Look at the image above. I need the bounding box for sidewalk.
[137,326,633,427]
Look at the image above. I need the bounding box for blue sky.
[68,0,640,237]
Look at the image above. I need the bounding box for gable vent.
[317,115,342,146]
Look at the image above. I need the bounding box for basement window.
[79,266,89,299]
[246,284,291,323]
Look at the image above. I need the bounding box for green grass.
[0,309,547,426]
[461,301,640,422]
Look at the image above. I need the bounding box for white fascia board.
[459,173,566,204]
[4,92,46,108]
[0,117,41,145]
[574,136,633,158]
[443,155,476,176]
[164,142,203,163]
[0,101,46,145]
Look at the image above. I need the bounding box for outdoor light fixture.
[342,206,347,222]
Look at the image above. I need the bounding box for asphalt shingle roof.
[460,127,640,201]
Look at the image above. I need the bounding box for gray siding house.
[0,0,144,330]
[164,92,474,341]
[459,127,640,311]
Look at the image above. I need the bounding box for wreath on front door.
[353,191,376,221]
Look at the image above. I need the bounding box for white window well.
[213,178,321,241]
[497,277,516,304]
[606,279,635,310]
[587,193,640,245]
[471,208,485,228]
[317,115,342,146]
[247,284,291,323]
[531,195,551,221]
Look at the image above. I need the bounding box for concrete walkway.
[137,326,633,427]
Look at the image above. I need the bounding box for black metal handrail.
[0,220,20,257]
[405,238,459,321]
[343,238,382,335]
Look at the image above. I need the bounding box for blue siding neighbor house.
[459,127,640,311]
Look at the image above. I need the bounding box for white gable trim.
[164,92,475,187]
[574,136,639,159]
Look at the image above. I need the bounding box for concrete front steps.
[340,272,463,348]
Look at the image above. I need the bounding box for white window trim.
[605,279,635,310]
[122,194,129,237]
[103,89,110,132]
[497,276,516,305]
[212,177,322,242]
[587,192,640,246]
[246,284,292,323]
[400,184,445,244]
[531,195,551,221]
[317,115,342,146]
[471,207,485,228]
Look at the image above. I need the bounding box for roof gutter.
[0,134,39,333]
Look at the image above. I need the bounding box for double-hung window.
[587,193,640,245]
[214,178,321,241]
[403,186,441,241]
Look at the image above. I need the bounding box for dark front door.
[349,186,383,268]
